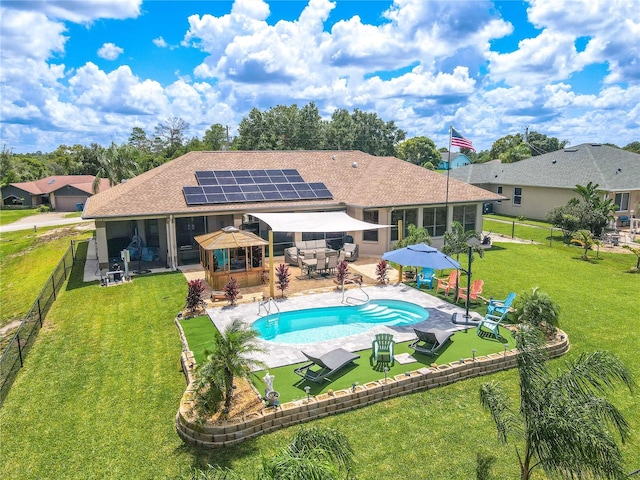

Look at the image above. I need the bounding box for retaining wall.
[175,329,570,448]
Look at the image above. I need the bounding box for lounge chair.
[457,279,484,305]
[370,333,395,367]
[416,267,436,289]
[342,243,359,261]
[294,348,360,384]
[409,329,453,356]
[476,311,508,340]
[435,271,458,296]
[487,292,516,317]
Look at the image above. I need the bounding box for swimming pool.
[252,299,429,344]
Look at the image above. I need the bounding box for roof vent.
[332,155,336,161]
[564,148,578,152]
[352,162,358,168]
[552,160,557,164]
[48,179,55,184]
[590,143,602,146]
[222,226,240,233]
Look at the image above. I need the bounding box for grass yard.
[1,235,638,479]
[0,225,94,326]
[0,208,38,226]
[483,215,565,245]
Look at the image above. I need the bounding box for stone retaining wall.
[175,328,570,448]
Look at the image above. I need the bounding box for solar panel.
[183,169,333,205]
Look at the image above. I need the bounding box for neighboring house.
[449,143,640,225]
[1,175,111,211]
[83,151,503,270]
[438,153,471,170]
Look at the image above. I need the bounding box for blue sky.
[1,0,639,153]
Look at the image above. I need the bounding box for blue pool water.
[252,299,429,344]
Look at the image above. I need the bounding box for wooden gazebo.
[195,226,268,290]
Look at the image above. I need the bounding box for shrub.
[185,279,206,311]
[375,259,388,284]
[335,260,349,285]
[37,205,50,212]
[224,277,240,305]
[275,263,290,298]
[513,287,560,337]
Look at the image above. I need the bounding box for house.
[438,153,471,170]
[448,143,640,226]
[1,175,111,211]
[82,150,504,271]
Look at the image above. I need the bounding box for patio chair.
[325,254,338,274]
[370,333,395,367]
[416,267,436,289]
[435,271,458,296]
[487,292,516,317]
[294,348,360,384]
[409,329,453,356]
[457,279,485,305]
[476,311,508,340]
[342,243,359,262]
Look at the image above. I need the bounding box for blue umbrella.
[382,243,460,270]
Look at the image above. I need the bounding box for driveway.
[0,212,94,233]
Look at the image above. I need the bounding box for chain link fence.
[0,240,78,405]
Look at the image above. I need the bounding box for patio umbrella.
[382,243,461,270]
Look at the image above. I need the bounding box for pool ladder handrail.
[258,297,280,322]
[341,280,369,306]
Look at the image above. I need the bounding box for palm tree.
[260,426,355,480]
[480,327,634,480]
[572,228,600,260]
[92,142,138,193]
[442,221,483,262]
[393,223,431,248]
[195,319,266,414]
[513,287,560,337]
[622,244,640,271]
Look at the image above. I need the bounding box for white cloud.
[98,43,124,60]
[8,0,142,24]
[153,37,168,48]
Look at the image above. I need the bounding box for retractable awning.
[249,211,391,233]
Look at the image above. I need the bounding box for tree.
[622,244,640,271]
[513,287,559,337]
[572,228,600,260]
[442,221,483,262]
[480,327,634,480]
[396,136,440,168]
[92,142,138,193]
[261,426,355,479]
[128,127,151,152]
[202,123,227,151]
[324,108,355,150]
[0,144,17,186]
[194,318,266,415]
[622,141,640,154]
[489,134,523,160]
[153,117,189,154]
[525,131,568,156]
[393,224,432,249]
[185,279,206,312]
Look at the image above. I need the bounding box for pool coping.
[205,284,480,369]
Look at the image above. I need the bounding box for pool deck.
[206,284,480,369]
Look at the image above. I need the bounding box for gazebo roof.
[194,226,268,250]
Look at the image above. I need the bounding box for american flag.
[451,127,475,152]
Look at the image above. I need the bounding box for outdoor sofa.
[284,240,338,265]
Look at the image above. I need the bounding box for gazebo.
[195,226,269,290]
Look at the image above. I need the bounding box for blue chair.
[476,311,508,340]
[487,292,516,318]
[416,268,436,289]
[370,333,395,367]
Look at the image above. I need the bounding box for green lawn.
[1,236,639,479]
[0,208,38,226]
[483,216,565,245]
[0,226,93,326]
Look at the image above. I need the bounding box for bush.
[224,277,240,305]
[513,287,560,337]
[37,205,51,212]
[185,279,206,311]
[275,263,290,298]
[375,259,388,284]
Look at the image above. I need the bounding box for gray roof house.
[448,143,640,225]
[83,150,503,272]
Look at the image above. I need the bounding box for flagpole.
[444,125,452,244]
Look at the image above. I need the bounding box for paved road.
[0,212,94,233]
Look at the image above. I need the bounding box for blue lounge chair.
[416,267,436,289]
[487,292,516,317]
[294,348,360,384]
[476,311,508,340]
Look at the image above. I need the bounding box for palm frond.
[479,381,519,443]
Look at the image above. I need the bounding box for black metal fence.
[0,240,78,406]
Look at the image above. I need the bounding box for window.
[176,217,205,248]
[513,187,522,206]
[497,186,503,194]
[363,210,379,241]
[614,192,629,211]
[452,205,476,231]
[145,219,160,247]
[390,208,418,242]
[422,207,447,236]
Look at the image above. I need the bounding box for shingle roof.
[84,150,503,218]
[8,175,110,195]
[449,144,640,191]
